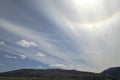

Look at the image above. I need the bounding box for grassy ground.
[0,77,115,80]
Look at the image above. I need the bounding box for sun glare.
[73,0,99,7]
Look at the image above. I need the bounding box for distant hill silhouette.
[0,67,120,80]
[0,69,98,77]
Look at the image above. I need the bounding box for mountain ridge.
[0,67,120,80]
[0,68,99,77]
[101,67,120,77]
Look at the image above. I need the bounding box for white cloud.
[36,52,45,57]
[1,0,120,73]
[16,40,37,48]
[24,66,32,69]
[0,19,73,69]
[38,66,42,68]
[0,41,5,45]
[19,55,26,60]
[50,64,66,67]
[5,55,17,59]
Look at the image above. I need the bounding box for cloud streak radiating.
[0,0,120,72]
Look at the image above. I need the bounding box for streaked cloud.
[0,0,120,72]
[49,64,66,68]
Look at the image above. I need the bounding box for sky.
[0,0,120,73]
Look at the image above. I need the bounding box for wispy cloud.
[38,66,42,68]
[0,0,120,72]
[49,64,66,68]
[4,55,17,59]
[0,18,75,67]
[0,63,4,66]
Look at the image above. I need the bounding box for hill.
[0,69,98,77]
[102,67,120,78]
[0,67,120,80]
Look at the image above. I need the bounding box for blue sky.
[0,0,120,72]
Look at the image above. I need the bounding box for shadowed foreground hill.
[102,67,120,78]
[0,67,120,80]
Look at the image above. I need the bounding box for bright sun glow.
[73,0,99,7]
[69,0,107,24]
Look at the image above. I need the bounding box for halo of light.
[73,0,99,7]
[70,0,120,25]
